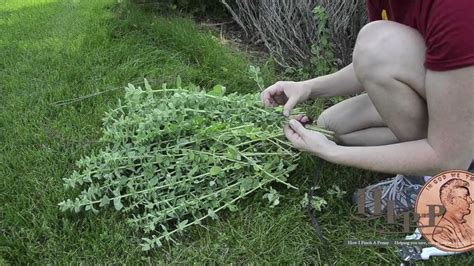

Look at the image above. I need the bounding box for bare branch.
[221,0,368,69]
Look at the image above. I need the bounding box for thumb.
[289,119,307,137]
[283,97,298,117]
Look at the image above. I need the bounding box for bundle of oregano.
[59,79,333,250]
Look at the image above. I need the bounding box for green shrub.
[221,0,367,70]
[310,6,337,77]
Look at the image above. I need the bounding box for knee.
[316,112,328,129]
[316,109,339,135]
[353,21,425,84]
[353,21,393,83]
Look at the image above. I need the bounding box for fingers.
[273,92,288,105]
[283,97,298,117]
[260,89,272,107]
[290,114,310,124]
[260,83,283,107]
[302,115,311,124]
[284,119,310,151]
[283,124,305,150]
[261,82,301,117]
[289,119,308,137]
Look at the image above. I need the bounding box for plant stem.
[154,177,276,243]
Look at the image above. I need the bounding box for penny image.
[415,170,474,252]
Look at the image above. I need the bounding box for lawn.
[1,0,472,264]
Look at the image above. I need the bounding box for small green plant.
[262,187,280,208]
[300,187,328,212]
[327,185,347,199]
[282,5,338,80]
[249,65,265,91]
[311,5,337,76]
[299,185,347,212]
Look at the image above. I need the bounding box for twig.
[200,21,234,27]
[52,87,121,107]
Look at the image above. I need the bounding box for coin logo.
[415,170,474,252]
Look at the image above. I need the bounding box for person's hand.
[283,119,336,157]
[290,114,311,126]
[260,81,312,116]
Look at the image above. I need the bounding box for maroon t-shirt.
[366,0,474,71]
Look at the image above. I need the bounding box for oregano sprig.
[59,79,334,250]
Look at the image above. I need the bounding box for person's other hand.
[260,81,311,116]
[290,114,312,126]
[283,119,336,157]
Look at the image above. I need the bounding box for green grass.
[1,0,473,264]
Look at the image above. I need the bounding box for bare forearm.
[301,63,365,98]
[324,140,448,176]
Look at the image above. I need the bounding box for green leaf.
[252,164,260,172]
[177,219,188,231]
[155,239,162,247]
[144,78,152,91]
[188,166,199,177]
[287,164,297,172]
[149,177,159,187]
[207,208,218,220]
[227,204,238,212]
[209,166,221,176]
[277,161,284,170]
[73,200,81,213]
[99,195,110,207]
[114,198,124,211]
[176,75,182,88]
[208,84,226,96]
[141,243,151,251]
[240,177,254,191]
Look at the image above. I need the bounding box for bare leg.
[338,127,397,146]
[317,21,428,146]
[317,94,398,146]
[353,21,428,142]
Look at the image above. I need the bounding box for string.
[307,158,333,265]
